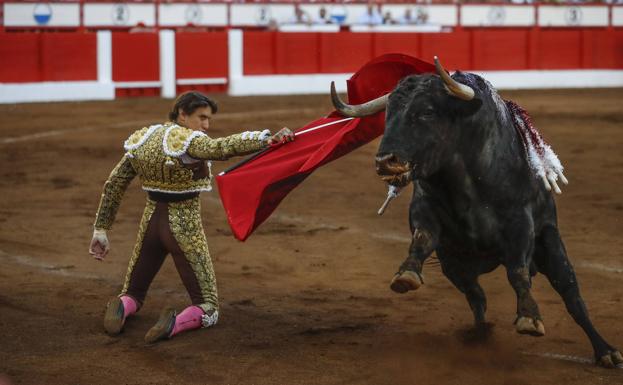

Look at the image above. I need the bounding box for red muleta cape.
[216,54,436,241]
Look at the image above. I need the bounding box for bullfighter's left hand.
[89,228,110,261]
[267,127,295,145]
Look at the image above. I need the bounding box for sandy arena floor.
[0,88,622,385]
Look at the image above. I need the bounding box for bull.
[330,57,622,368]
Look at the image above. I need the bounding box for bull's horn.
[330,81,389,117]
[434,56,475,101]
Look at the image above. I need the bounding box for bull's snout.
[375,153,409,175]
[375,153,412,186]
[375,153,396,173]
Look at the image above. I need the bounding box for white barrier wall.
[4,3,80,27]
[158,4,228,27]
[229,4,458,27]
[461,5,534,27]
[84,3,156,27]
[4,3,623,29]
[613,6,623,27]
[383,5,458,26]
[230,4,296,26]
[538,6,609,27]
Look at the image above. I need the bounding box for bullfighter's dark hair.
[168,91,218,122]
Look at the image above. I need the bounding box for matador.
[89,91,294,343]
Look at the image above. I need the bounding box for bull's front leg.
[503,214,545,336]
[390,196,439,294]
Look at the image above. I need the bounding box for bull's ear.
[454,97,482,116]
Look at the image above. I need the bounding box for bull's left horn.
[434,56,475,101]
[331,81,389,117]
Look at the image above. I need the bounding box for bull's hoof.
[390,271,423,294]
[515,316,545,337]
[597,350,623,369]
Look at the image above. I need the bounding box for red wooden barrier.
[244,31,276,75]
[175,31,228,80]
[372,33,420,59]
[276,32,319,74]
[0,33,41,82]
[471,29,530,70]
[112,32,159,82]
[0,32,96,83]
[1,28,621,92]
[534,29,582,69]
[242,29,623,75]
[319,33,373,73]
[41,33,97,81]
[419,31,471,70]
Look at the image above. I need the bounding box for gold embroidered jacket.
[94,122,269,230]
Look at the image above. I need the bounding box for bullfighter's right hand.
[267,127,295,145]
[89,228,110,261]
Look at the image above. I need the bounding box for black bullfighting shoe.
[104,297,125,335]
[144,307,176,344]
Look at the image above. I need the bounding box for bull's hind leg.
[508,264,545,337]
[535,225,622,368]
[438,253,488,328]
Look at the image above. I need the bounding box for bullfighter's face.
[177,106,213,133]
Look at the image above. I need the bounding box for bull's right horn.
[434,56,475,101]
[330,81,389,118]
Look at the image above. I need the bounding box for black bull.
[330,58,622,368]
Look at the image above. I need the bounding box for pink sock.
[170,305,204,337]
[120,295,138,319]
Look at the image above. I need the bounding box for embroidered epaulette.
[163,125,207,157]
[124,124,161,153]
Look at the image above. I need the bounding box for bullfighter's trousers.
[119,196,218,314]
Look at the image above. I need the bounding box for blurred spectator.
[398,7,429,25]
[357,2,383,25]
[129,22,156,33]
[314,7,333,24]
[267,18,279,31]
[398,8,416,25]
[383,10,396,25]
[288,5,311,25]
[415,7,429,24]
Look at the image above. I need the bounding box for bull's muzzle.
[375,153,412,187]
